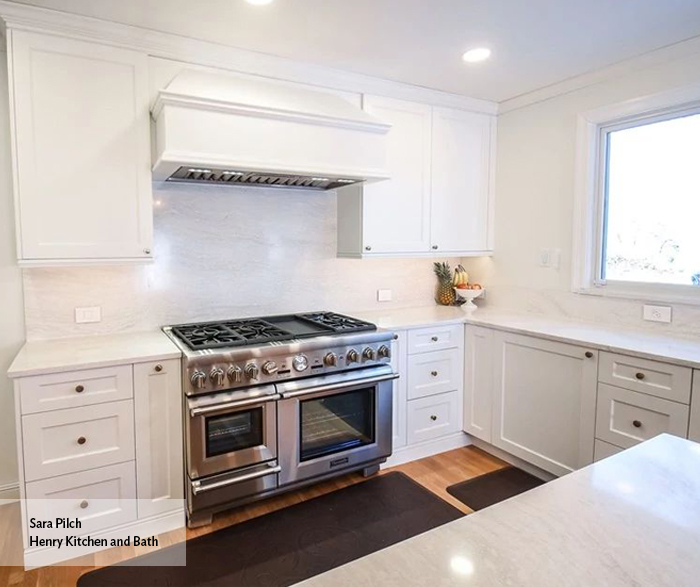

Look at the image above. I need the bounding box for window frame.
[572,83,700,305]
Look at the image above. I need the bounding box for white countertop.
[298,434,700,587]
[355,306,469,330]
[7,330,182,378]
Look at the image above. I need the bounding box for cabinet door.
[492,332,597,476]
[690,372,700,443]
[134,359,184,518]
[430,108,494,254]
[463,326,494,442]
[362,96,432,253]
[9,30,152,262]
[391,332,407,449]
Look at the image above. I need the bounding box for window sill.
[574,285,700,307]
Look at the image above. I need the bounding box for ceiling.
[12,0,700,102]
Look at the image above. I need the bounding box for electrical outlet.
[75,306,101,324]
[377,289,392,302]
[643,305,672,324]
[539,249,551,267]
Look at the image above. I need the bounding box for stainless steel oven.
[277,365,397,486]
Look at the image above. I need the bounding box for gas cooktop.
[169,312,376,351]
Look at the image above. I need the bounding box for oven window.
[300,387,375,462]
[205,408,263,458]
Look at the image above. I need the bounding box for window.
[574,87,700,304]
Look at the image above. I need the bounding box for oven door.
[187,386,279,479]
[277,365,398,486]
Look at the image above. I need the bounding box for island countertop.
[297,434,700,586]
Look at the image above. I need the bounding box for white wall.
[0,53,25,498]
[464,48,700,338]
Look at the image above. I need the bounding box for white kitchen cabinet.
[337,97,495,259]
[391,332,408,450]
[492,332,598,476]
[430,107,494,253]
[463,325,494,442]
[8,30,153,264]
[689,371,700,443]
[134,359,184,518]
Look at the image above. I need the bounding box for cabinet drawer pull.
[431,371,438,377]
[80,500,89,509]
[431,336,439,342]
[365,246,372,251]
[432,245,438,250]
[430,415,438,421]
[77,436,87,445]
[635,372,645,380]
[632,420,642,428]
[75,385,85,393]
[585,351,594,359]
[154,364,163,372]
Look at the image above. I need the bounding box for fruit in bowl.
[456,283,468,289]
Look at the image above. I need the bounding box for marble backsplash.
[22,182,455,340]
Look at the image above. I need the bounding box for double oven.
[185,365,397,523]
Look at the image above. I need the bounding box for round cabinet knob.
[191,371,206,389]
[292,355,309,372]
[432,245,438,250]
[75,385,85,394]
[362,347,377,361]
[324,353,338,367]
[227,365,243,383]
[585,352,594,359]
[377,345,391,360]
[77,436,87,445]
[346,349,359,364]
[80,500,89,510]
[635,372,646,381]
[154,364,163,373]
[365,246,372,251]
[143,249,151,255]
[430,415,438,421]
[431,336,439,342]
[210,367,225,387]
[245,364,260,380]
[431,370,438,377]
[633,420,642,428]
[262,361,279,375]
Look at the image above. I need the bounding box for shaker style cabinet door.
[430,107,494,254]
[361,95,432,254]
[491,332,598,476]
[463,326,494,442]
[9,30,153,263]
[134,359,184,519]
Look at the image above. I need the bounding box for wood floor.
[0,446,506,587]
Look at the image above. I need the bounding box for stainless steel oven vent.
[167,166,362,191]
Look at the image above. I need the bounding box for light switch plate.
[75,306,102,324]
[643,305,672,323]
[377,289,392,302]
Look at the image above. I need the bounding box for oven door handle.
[280,373,399,399]
[189,394,280,417]
[191,463,282,495]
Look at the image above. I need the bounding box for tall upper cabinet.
[337,95,495,258]
[7,30,153,265]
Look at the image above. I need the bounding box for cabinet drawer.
[19,365,133,414]
[593,439,624,462]
[25,462,137,538]
[599,352,691,404]
[407,324,461,354]
[22,401,135,482]
[407,348,460,400]
[407,391,460,444]
[595,384,689,449]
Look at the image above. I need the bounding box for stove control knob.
[262,361,278,375]
[362,347,377,361]
[378,345,391,360]
[191,370,206,390]
[292,355,309,372]
[324,352,338,367]
[245,363,259,380]
[346,349,359,364]
[227,365,243,383]
[210,367,225,387]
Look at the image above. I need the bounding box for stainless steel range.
[163,312,397,527]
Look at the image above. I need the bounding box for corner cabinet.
[6,29,153,265]
[337,95,495,258]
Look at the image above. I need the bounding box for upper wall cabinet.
[337,95,495,258]
[7,30,153,265]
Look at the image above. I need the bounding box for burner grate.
[171,319,293,350]
[298,312,376,334]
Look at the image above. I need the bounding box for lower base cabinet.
[407,391,460,443]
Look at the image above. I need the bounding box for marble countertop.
[8,330,182,378]
[355,306,469,330]
[299,434,700,586]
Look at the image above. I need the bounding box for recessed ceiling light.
[462,48,491,63]
[245,0,274,5]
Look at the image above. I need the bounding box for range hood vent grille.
[168,166,362,191]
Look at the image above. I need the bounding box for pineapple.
[433,261,456,306]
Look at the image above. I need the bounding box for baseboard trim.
[383,432,471,468]
[469,437,557,482]
[0,482,20,501]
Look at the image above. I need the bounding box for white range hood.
[151,70,391,190]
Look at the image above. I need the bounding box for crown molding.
[500,34,700,114]
[0,0,498,115]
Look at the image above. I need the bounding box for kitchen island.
[298,434,700,586]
